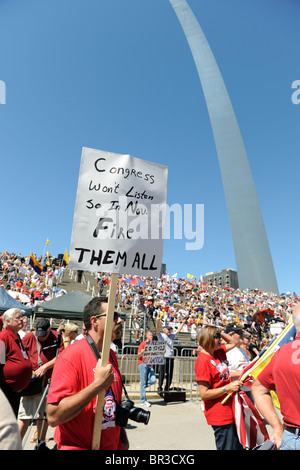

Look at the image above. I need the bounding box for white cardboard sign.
[69,148,168,276]
[142,340,166,365]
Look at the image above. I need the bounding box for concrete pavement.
[22,397,217,451]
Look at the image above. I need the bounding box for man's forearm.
[252,381,283,431]
[47,361,114,427]
[47,380,101,427]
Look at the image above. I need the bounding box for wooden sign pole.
[91,272,118,450]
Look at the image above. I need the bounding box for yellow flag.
[63,249,70,265]
[187,273,195,279]
[46,238,49,245]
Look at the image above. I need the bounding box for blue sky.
[0,0,299,294]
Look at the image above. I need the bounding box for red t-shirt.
[22,330,64,383]
[195,345,233,426]
[0,328,32,391]
[257,333,300,428]
[138,340,146,365]
[47,338,123,450]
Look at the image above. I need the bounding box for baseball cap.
[164,324,172,331]
[224,322,244,335]
[35,319,50,337]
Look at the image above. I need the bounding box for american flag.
[240,321,296,383]
[222,321,297,403]
[231,321,296,448]
[232,390,269,449]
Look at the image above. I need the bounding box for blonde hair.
[64,323,79,338]
[198,325,221,350]
[57,324,65,334]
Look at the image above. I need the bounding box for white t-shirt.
[226,346,249,371]
[158,332,176,357]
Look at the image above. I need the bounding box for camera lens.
[128,407,150,425]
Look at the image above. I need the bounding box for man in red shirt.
[47,297,129,450]
[137,330,156,407]
[0,308,32,416]
[18,318,64,448]
[252,303,300,450]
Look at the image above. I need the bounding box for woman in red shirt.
[195,325,243,450]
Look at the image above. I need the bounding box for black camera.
[116,398,150,427]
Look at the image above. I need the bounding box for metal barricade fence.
[117,346,199,401]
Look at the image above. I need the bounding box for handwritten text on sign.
[142,341,166,365]
[69,148,168,275]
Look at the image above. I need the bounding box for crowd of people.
[115,269,295,357]
[0,250,299,451]
[0,251,65,306]
[1,250,297,331]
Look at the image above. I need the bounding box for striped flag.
[230,320,297,447]
[222,321,297,405]
[29,252,43,275]
[232,390,269,449]
[240,321,296,383]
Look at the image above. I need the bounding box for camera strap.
[86,334,130,401]
[86,334,101,361]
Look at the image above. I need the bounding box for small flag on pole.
[63,249,70,265]
[46,238,49,245]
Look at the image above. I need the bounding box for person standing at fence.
[137,330,156,407]
[155,315,188,394]
[195,325,243,450]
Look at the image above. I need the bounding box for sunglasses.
[214,332,222,339]
[95,312,119,322]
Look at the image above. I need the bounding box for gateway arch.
[169,0,279,294]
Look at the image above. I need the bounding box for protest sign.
[142,340,166,365]
[68,148,168,449]
[69,147,168,276]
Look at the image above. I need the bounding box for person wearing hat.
[155,315,188,394]
[224,323,256,402]
[224,323,250,380]
[18,318,64,449]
